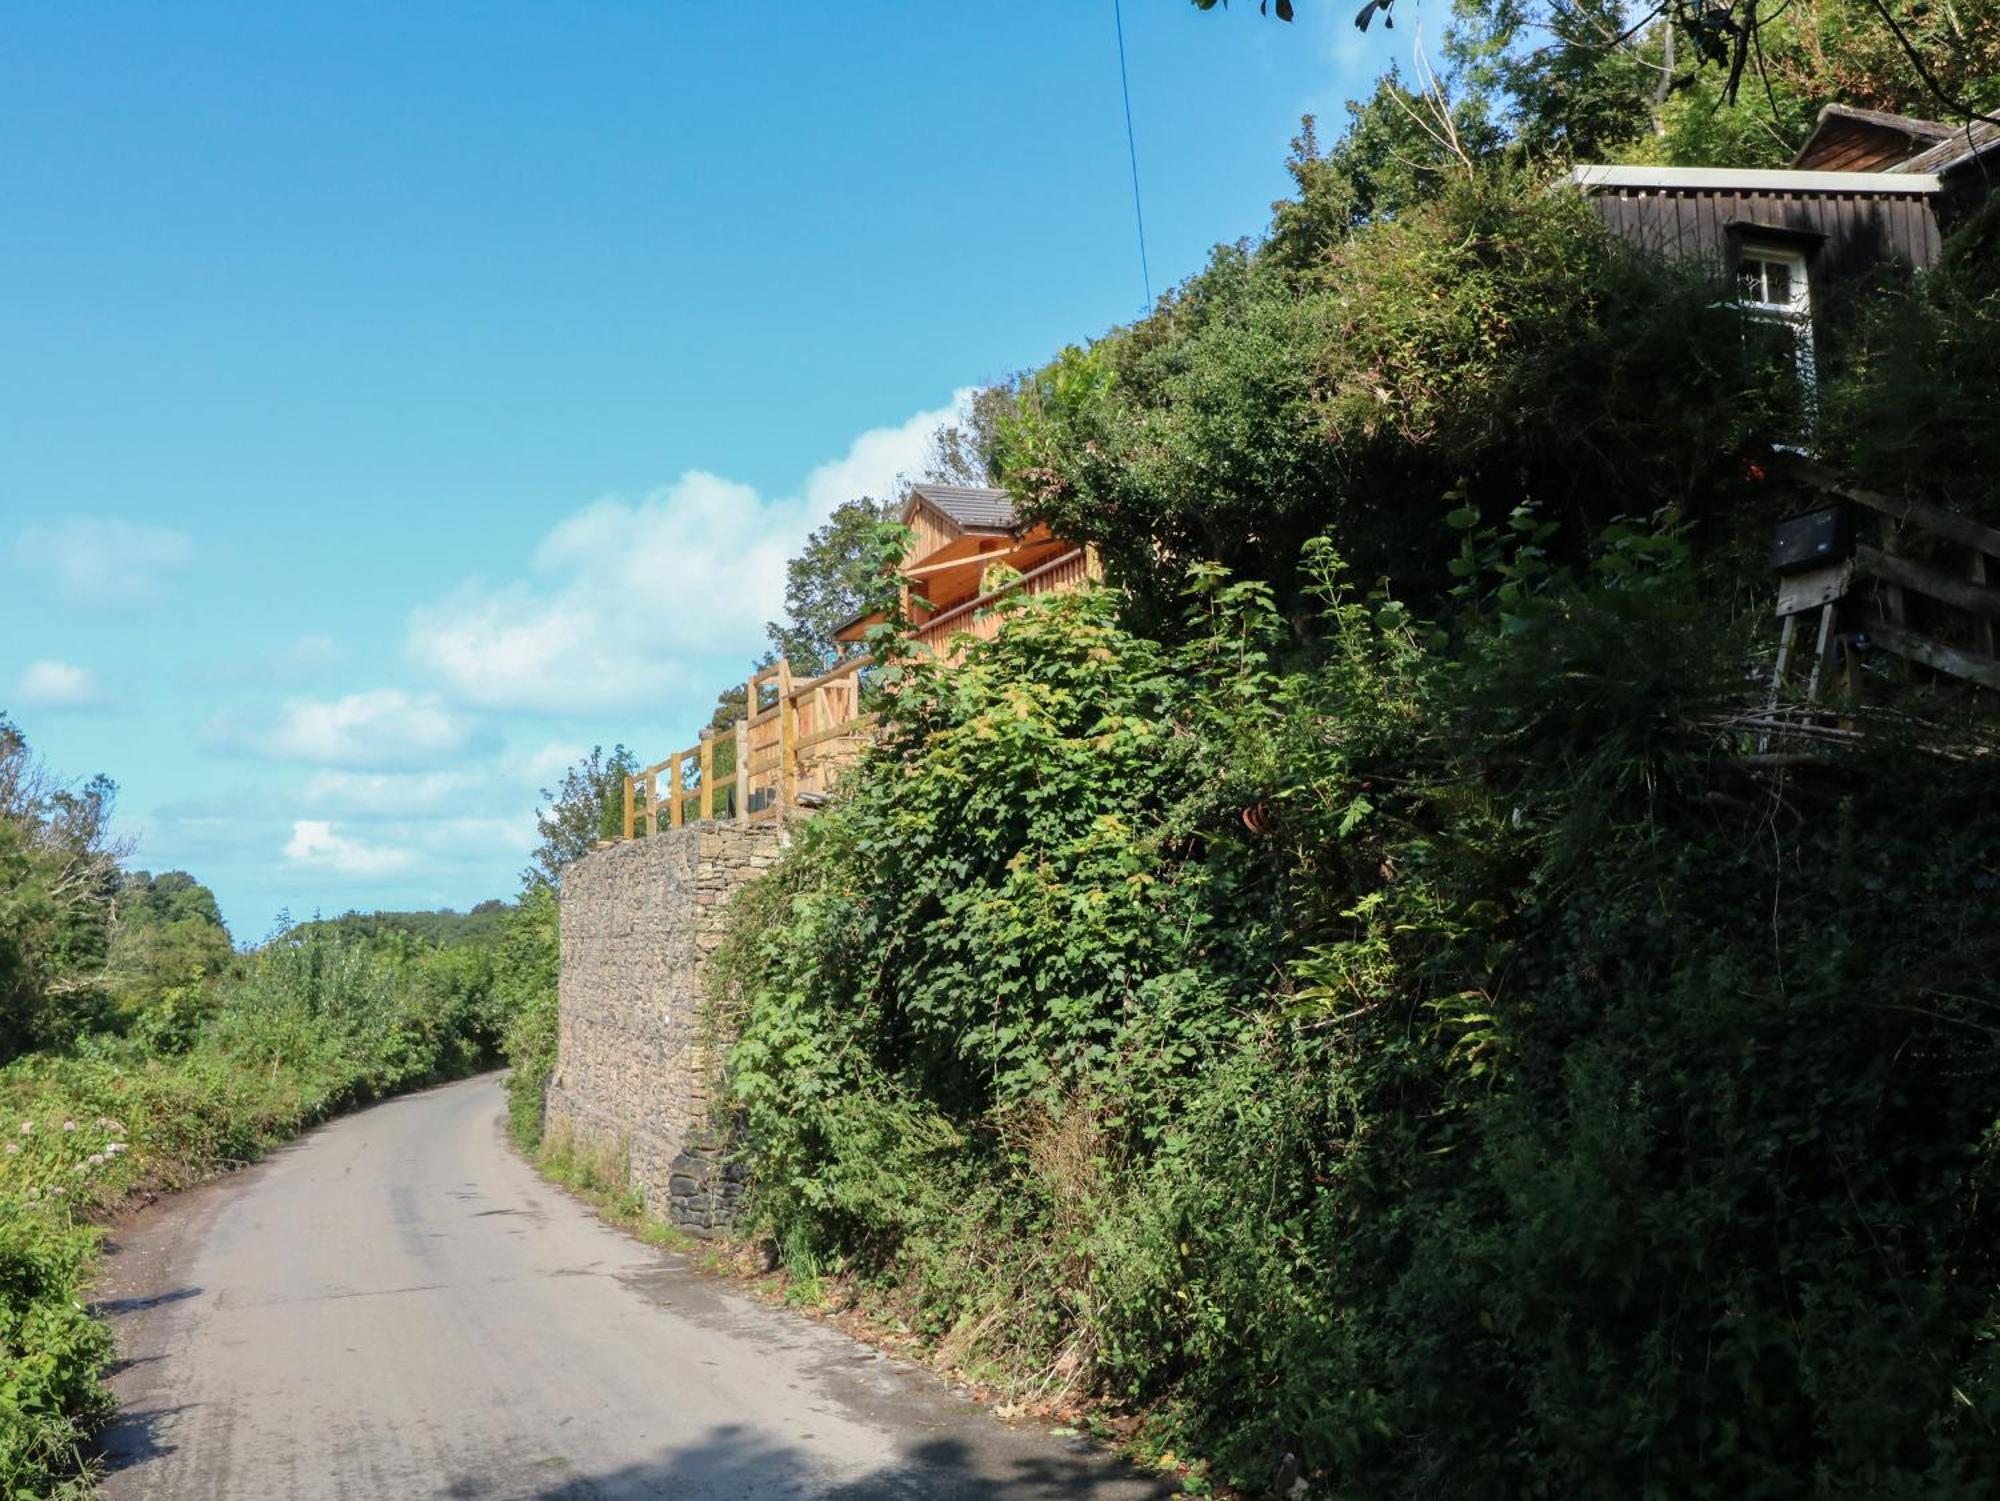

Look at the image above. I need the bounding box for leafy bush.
[499,884,560,1150]
[714,542,2000,1495]
[995,177,1794,636]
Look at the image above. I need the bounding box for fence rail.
[619,547,1098,839]
[621,655,878,839]
[911,548,1092,656]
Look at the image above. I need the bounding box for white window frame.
[1735,242,1818,437]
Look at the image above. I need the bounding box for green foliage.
[105,870,233,1027]
[1816,242,2000,521]
[1001,175,1789,634]
[1439,0,2000,173]
[0,720,121,1065]
[703,29,2000,1487]
[292,901,511,950]
[717,552,2000,1495]
[498,884,560,1150]
[765,497,898,675]
[525,744,636,887]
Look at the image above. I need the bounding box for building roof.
[903,483,1018,533]
[1791,104,1957,171]
[1791,103,2000,181]
[1570,164,1939,195]
[1888,119,2000,178]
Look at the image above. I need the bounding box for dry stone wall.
[545,822,780,1233]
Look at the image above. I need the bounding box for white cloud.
[408,390,974,713]
[283,820,416,879]
[12,518,194,609]
[283,812,533,882]
[800,388,973,515]
[300,768,479,817]
[214,689,475,769]
[271,633,343,681]
[14,659,104,709]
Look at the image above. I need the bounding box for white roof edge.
[1571,164,1942,194]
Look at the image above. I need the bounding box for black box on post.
[1770,504,1853,574]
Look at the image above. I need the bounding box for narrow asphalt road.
[95,1074,1168,1500]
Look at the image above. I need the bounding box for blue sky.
[1,2,1387,938]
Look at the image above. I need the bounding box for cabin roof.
[1791,104,1957,172]
[1888,119,2000,178]
[1570,164,1940,195]
[903,483,1017,534]
[1791,103,2000,180]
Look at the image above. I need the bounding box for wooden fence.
[1768,459,2000,709]
[622,655,876,838]
[619,546,1101,839]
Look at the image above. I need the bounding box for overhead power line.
[1113,0,1154,308]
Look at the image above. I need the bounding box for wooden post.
[733,715,749,824]
[1881,518,1909,687]
[746,671,761,817]
[777,660,796,828]
[1972,550,1998,661]
[622,773,634,841]
[698,730,714,822]
[1804,602,1838,703]
[667,754,684,829]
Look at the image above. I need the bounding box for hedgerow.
[715,529,2000,1494]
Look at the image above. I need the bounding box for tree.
[106,870,233,1011]
[523,745,637,889]
[1199,0,2000,136]
[765,498,898,675]
[922,383,1016,489]
[0,716,124,1059]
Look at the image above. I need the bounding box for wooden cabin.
[619,486,1100,839]
[1573,107,1996,302]
[1573,109,2000,713]
[836,483,1097,657]
[1571,107,1996,433]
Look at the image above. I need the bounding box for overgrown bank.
[695,127,2000,1501]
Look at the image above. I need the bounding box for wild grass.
[533,1125,695,1253]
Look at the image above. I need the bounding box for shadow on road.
[90,1284,204,1317]
[439,1424,1172,1500]
[95,1402,193,1475]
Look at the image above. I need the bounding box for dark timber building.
[1572,106,2000,705]
[1574,107,1997,310]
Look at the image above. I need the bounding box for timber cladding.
[1586,186,1942,280]
[1576,187,1936,280]
[545,823,780,1218]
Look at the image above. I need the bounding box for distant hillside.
[294,900,513,949]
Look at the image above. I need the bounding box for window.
[1735,244,1817,433]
